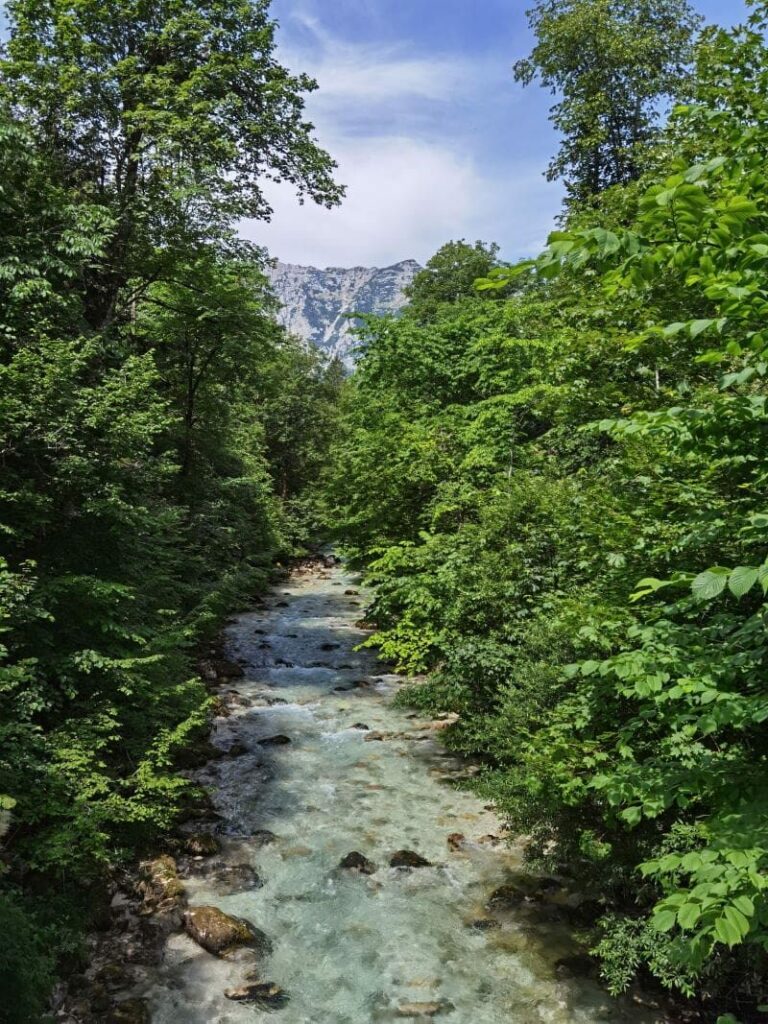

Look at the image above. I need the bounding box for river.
[135,560,657,1023]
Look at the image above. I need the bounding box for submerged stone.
[189,860,263,895]
[224,982,289,1008]
[260,734,291,746]
[390,850,432,869]
[251,829,278,846]
[396,1002,453,1018]
[107,998,150,1024]
[339,851,377,874]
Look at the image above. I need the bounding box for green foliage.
[0,893,55,1024]
[326,5,768,1016]
[515,0,701,205]
[403,239,503,320]
[0,0,342,1015]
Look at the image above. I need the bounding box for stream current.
[139,561,656,1024]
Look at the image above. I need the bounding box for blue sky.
[247,0,750,268]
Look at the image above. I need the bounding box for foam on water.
[137,564,656,1024]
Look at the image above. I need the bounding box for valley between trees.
[3,0,768,1022]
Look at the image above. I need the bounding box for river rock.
[390,850,432,869]
[364,731,386,742]
[107,998,150,1024]
[486,883,526,910]
[465,915,500,931]
[214,659,245,680]
[191,861,263,895]
[224,982,289,1007]
[351,722,370,730]
[174,737,222,769]
[95,962,132,989]
[446,833,465,851]
[137,855,185,907]
[339,851,377,874]
[260,734,291,746]
[344,589,359,596]
[396,1002,452,1018]
[561,897,603,926]
[251,829,278,847]
[184,832,220,857]
[183,906,271,958]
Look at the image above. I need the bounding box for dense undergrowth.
[325,5,768,1019]
[0,2,342,1020]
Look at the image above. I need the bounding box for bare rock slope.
[267,259,420,365]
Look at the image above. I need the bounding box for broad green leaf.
[677,902,702,929]
[652,909,678,933]
[692,568,730,601]
[728,566,759,598]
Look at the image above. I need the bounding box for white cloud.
[239,12,562,267]
[242,136,555,267]
[285,15,468,105]
[243,135,479,267]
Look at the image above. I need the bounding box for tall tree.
[514,0,700,206]
[2,0,344,328]
[404,239,501,321]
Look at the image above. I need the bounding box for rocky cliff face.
[267,259,421,365]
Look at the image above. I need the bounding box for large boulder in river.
[390,850,432,869]
[183,906,271,958]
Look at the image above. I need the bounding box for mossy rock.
[138,855,186,904]
[183,906,271,958]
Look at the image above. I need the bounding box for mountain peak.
[267,259,421,365]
